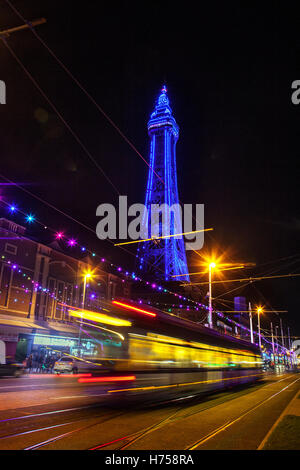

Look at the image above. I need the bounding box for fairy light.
[55,231,64,240]
[25,213,35,223]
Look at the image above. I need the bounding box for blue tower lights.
[137,85,190,282]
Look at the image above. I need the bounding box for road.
[0,371,299,450]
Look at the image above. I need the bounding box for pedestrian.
[37,354,44,373]
[26,354,33,372]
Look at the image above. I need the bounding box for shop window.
[0,264,12,307]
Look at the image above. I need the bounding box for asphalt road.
[0,371,299,450]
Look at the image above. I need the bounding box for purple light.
[68,238,77,247]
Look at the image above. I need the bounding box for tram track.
[89,373,299,451]
[0,373,296,450]
[0,404,128,449]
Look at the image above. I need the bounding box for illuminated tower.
[137,86,190,282]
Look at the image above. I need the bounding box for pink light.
[55,232,64,240]
[112,300,157,317]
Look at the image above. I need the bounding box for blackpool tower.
[137,86,190,282]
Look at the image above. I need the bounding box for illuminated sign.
[33,335,77,348]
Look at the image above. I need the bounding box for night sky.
[0,1,299,336]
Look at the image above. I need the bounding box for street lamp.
[78,271,93,348]
[257,306,263,349]
[82,272,92,310]
[208,262,216,329]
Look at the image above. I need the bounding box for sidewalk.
[259,377,300,450]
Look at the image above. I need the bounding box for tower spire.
[137,87,190,282]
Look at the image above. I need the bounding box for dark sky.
[0,1,299,336]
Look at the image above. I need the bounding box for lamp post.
[248,302,254,344]
[78,272,92,349]
[275,325,279,359]
[208,262,216,329]
[270,322,275,354]
[257,306,263,349]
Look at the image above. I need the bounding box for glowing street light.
[256,306,263,349]
[208,261,217,328]
[82,271,93,309]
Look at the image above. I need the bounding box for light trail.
[73,319,125,341]
[112,300,157,317]
[107,372,264,394]
[68,309,132,327]
[114,228,213,246]
[180,272,300,286]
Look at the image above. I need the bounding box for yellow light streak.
[68,309,131,327]
[113,228,213,246]
[74,320,125,341]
